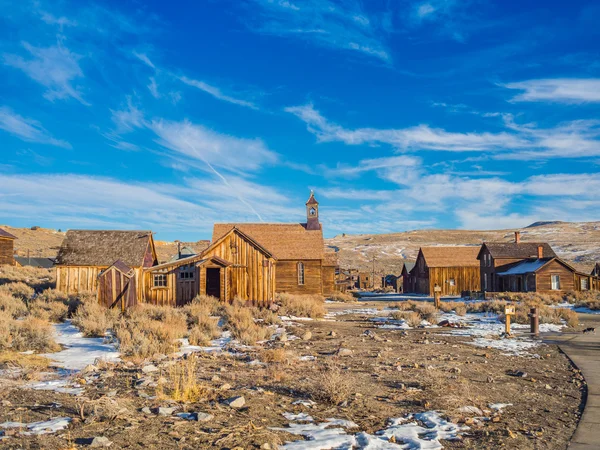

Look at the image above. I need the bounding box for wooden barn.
[143,227,276,307]
[400,261,416,293]
[55,230,157,303]
[408,247,480,296]
[477,232,557,292]
[0,228,16,266]
[212,192,333,296]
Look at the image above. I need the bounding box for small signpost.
[434,284,442,309]
[504,305,516,335]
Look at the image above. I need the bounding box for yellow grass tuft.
[277,293,326,318]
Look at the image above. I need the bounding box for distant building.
[0,228,17,266]
[401,261,416,293]
[14,256,55,269]
[408,247,480,296]
[592,263,600,278]
[357,272,371,289]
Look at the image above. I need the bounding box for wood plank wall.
[0,238,14,266]
[321,265,336,295]
[276,260,322,295]
[428,267,481,296]
[98,267,137,310]
[536,260,575,292]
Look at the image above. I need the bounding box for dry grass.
[310,364,352,405]
[30,289,70,323]
[327,291,357,303]
[0,282,34,301]
[72,300,120,337]
[392,310,422,327]
[0,292,28,319]
[1,316,60,353]
[414,303,439,323]
[0,266,55,291]
[156,354,210,403]
[0,351,51,370]
[454,304,467,316]
[224,304,271,345]
[277,293,326,318]
[115,305,188,359]
[260,348,288,364]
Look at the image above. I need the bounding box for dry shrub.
[30,289,70,322]
[392,310,422,327]
[454,304,467,316]
[260,348,288,363]
[277,293,326,318]
[438,301,458,313]
[311,364,352,405]
[189,294,223,315]
[184,301,221,345]
[0,351,51,370]
[328,291,356,303]
[115,305,188,358]
[0,293,28,319]
[4,317,60,352]
[0,266,55,291]
[414,303,439,323]
[252,307,281,326]
[0,282,35,300]
[72,301,119,337]
[224,304,271,345]
[395,300,417,311]
[557,308,579,328]
[569,291,600,311]
[157,354,209,403]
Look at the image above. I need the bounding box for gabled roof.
[168,246,196,263]
[14,257,54,268]
[497,257,575,276]
[55,230,155,268]
[401,261,416,274]
[105,260,135,277]
[419,246,480,268]
[146,254,232,272]
[592,263,600,277]
[306,191,319,205]
[478,242,556,260]
[212,223,323,260]
[0,228,17,240]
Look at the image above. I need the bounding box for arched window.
[297,262,305,285]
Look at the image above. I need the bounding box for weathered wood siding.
[427,267,481,296]
[98,267,137,310]
[321,265,336,296]
[57,266,145,302]
[536,260,575,292]
[143,267,181,307]
[0,238,14,266]
[203,231,276,305]
[276,260,322,295]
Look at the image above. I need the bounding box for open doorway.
[206,267,221,299]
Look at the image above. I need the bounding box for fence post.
[530,307,539,336]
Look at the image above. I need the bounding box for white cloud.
[4,41,89,105]
[109,97,146,132]
[504,78,600,103]
[0,106,71,149]
[132,51,156,69]
[39,11,77,29]
[179,76,259,110]
[245,0,390,62]
[148,77,160,98]
[149,118,278,173]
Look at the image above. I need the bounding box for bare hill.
[326,221,600,275]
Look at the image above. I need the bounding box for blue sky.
[1,0,600,241]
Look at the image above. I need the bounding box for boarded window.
[153,274,167,287]
[298,262,305,285]
[551,275,561,290]
[581,278,589,291]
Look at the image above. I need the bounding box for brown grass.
[71,299,120,337]
[224,304,271,345]
[1,316,60,353]
[0,351,51,370]
[392,310,422,327]
[277,293,326,318]
[0,266,55,291]
[327,291,357,303]
[156,354,210,403]
[260,348,288,364]
[0,282,34,301]
[0,293,28,319]
[310,364,352,405]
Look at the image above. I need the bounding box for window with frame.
[551,275,561,290]
[179,264,195,280]
[581,278,589,291]
[297,262,305,285]
[153,273,167,287]
[483,273,488,290]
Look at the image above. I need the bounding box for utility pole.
[371,254,377,289]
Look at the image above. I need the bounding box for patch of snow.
[283,412,314,422]
[178,330,233,355]
[551,302,600,315]
[25,378,84,396]
[489,403,512,411]
[42,321,119,371]
[292,399,316,407]
[0,417,71,435]
[299,355,316,361]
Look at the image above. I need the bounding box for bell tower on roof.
[306,190,320,231]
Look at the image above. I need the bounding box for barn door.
[206,268,221,300]
[176,264,197,306]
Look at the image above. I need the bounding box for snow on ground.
[42,321,120,371]
[551,302,600,315]
[25,377,84,396]
[0,417,71,436]
[273,411,468,449]
[178,331,233,355]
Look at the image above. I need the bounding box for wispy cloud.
[244,0,390,62]
[0,106,71,149]
[179,76,259,110]
[408,0,470,42]
[286,103,600,159]
[132,51,156,69]
[504,78,600,103]
[4,41,89,105]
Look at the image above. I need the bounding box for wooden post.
[530,307,539,336]
[504,305,515,335]
[433,284,441,309]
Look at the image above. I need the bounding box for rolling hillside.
[3,221,599,275]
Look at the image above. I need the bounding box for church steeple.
[306,190,320,230]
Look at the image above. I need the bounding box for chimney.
[514,231,521,244]
[537,245,543,259]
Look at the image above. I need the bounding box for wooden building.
[477,232,557,292]
[55,230,157,302]
[408,247,480,296]
[496,257,576,293]
[97,260,138,310]
[15,256,55,269]
[0,228,16,266]
[400,261,416,293]
[357,272,371,289]
[212,192,333,296]
[143,227,276,306]
[592,263,600,278]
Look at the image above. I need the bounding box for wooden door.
[206,268,221,299]
[176,266,197,306]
